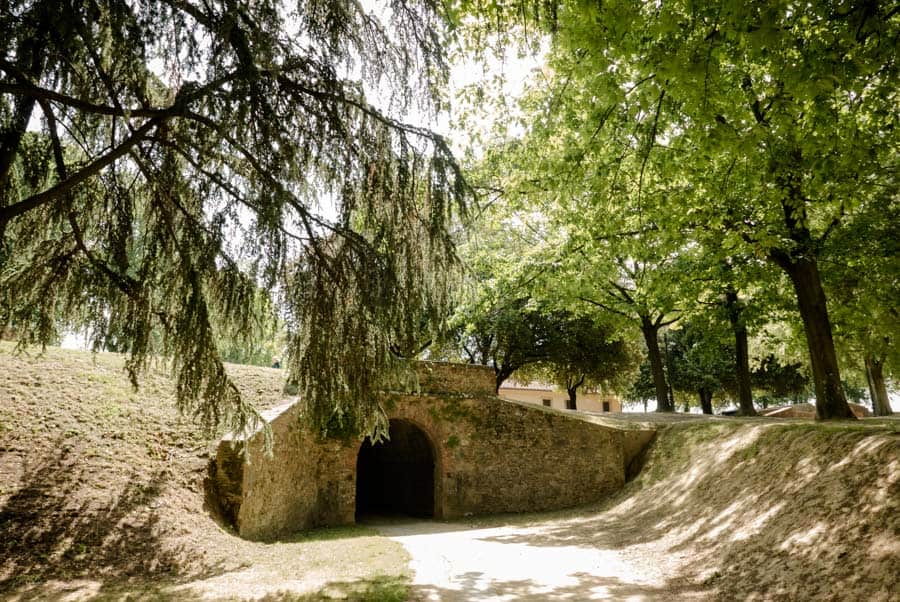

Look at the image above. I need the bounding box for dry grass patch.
[0,343,410,601]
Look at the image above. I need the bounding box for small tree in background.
[521,314,639,409]
[752,356,811,408]
[664,321,736,415]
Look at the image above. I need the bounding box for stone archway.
[214,362,656,539]
[355,419,435,520]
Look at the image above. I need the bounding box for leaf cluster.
[1,0,467,440]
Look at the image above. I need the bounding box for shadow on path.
[378,423,899,601]
[410,570,708,601]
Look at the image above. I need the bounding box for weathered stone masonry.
[214,362,655,540]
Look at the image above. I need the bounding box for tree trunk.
[865,354,894,416]
[566,387,578,410]
[494,364,515,395]
[724,288,756,416]
[663,331,676,410]
[698,388,713,414]
[0,43,45,185]
[0,27,46,246]
[566,374,583,410]
[779,256,855,420]
[768,162,854,420]
[640,314,673,412]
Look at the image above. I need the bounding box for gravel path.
[376,517,704,601]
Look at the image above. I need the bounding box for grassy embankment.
[2,343,898,601]
[0,342,409,601]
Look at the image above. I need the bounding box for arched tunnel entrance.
[355,419,435,520]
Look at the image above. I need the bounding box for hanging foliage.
[0,0,467,441]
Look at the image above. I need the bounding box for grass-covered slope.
[597,419,900,600]
[1,344,898,601]
[0,343,410,601]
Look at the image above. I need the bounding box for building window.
[565,398,576,410]
[602,401,611,412]
[542,398,551,407]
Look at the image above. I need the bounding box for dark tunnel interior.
[355,419,435,520]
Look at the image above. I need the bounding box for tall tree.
[0,1,466,439]
[578,257,681,413]
[822,196,899,416]
[461,0,898,420]
[469,69,687,412]
[683,246,768,417]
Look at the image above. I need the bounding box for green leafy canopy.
[1,0,468,441]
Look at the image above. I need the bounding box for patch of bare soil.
[381,419,899,601]
[0,344,409,601]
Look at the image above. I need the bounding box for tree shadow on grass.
[407,570,708,601]
[245,575,409,602]
[0,439,231,599]
[471,424,900,600]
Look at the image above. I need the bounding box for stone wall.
[413,361,496,396]
[214,362,655,540]
[403,394,628,518]
[214,402,359,540]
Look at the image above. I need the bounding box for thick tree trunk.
[566,374,583,410]
[768,161,854,420]
[698,387,713,414]
[640,314,673,412]
[865,355,894,416]
[780,256,855,420]
[494,364,515,395]
[566,387,578,410]
[724,288,756,416]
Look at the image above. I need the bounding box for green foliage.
[823,198,900,378]
[664,320,736,406]
[0,1,467,440]
[449,280,638,395]
[215,285,284,368]
[751,355,811,406]
[623,360,658,409]
[518,312,640,397]
[456,0,899,417]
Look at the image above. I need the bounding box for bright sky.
[443,41,546,156]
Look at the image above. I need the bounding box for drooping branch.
[579,296,631,318]
[0,116,164,230]
[1,0,466,443]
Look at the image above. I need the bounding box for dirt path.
[377,517,706,601]
[376,420,900,602]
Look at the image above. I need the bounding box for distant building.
[498,379,622,413]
